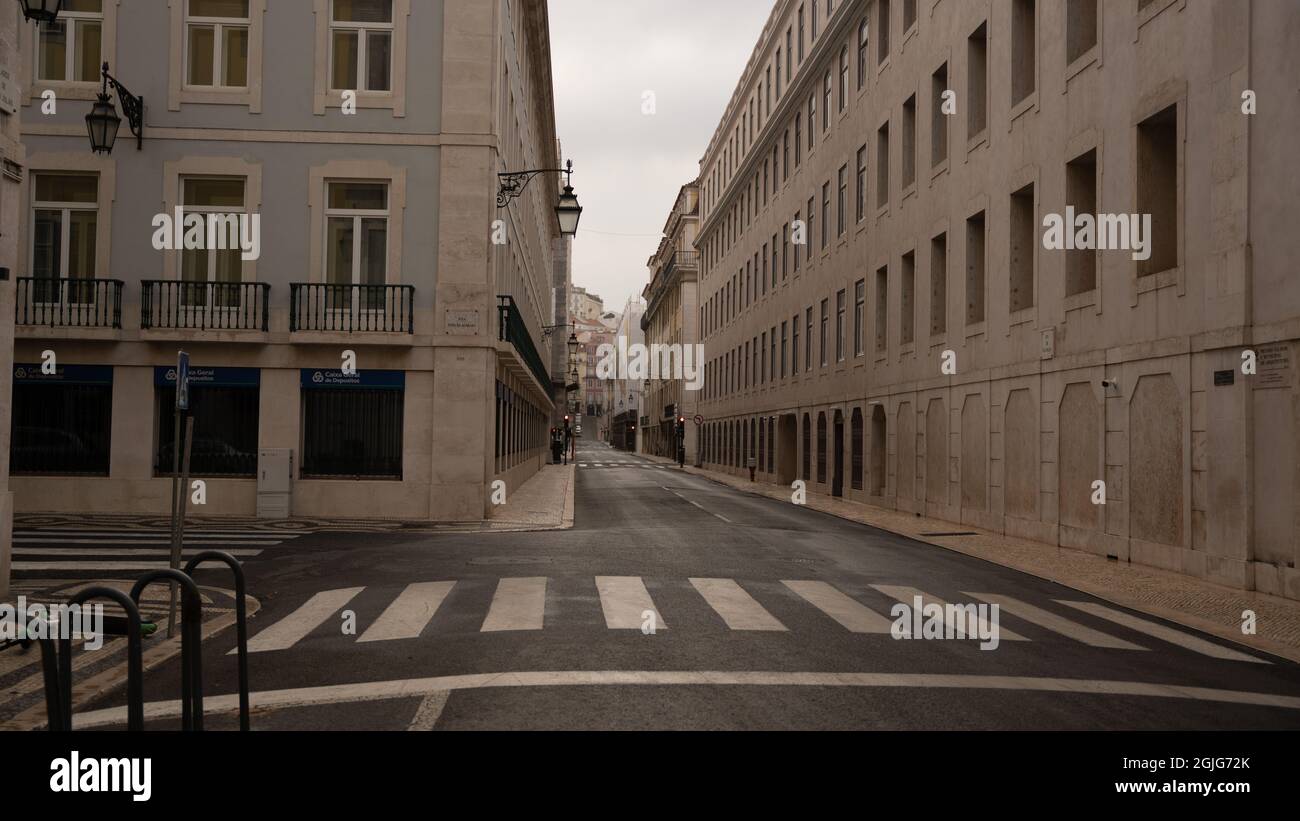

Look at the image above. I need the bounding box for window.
[819,298,829,366]
[875,265,888,351]
[812,0,819,40]
[854,279,865,356]
[10,368,112,476]
[781,321,789,378]
[851,408,864,490]
[805,307,814,371]
[837,165,847,237]
[876,121,890,208]
[856,19,869,90]
[156,377,259,477]
[326,181,390,309]
[807,198,816,261]
[838,46,849,112]
[331,0,393,92]
[185,0,250,88]
[798,5,806,62]
[902,94,916,188]
[802,414,811,480]
[772,233,779,287]
[181,177,247,302]
[761,332,767,383]
[1011,0,1037,105]
[878,0,890,64]
[1066,149,1098,295]
[968,22,988,138]
[966,211,986,324]
[1066,0,1098,65]
[817,413,827,484]
[36,0,103,83]
[822,71,832,130]
[793,212,802,272]
[302,375,404,478]
[821,182,831,249]
[903,0,917,31]
[762,243,768,294]
[1137,104,1178,276]
[835,289,846,361]
[808,94,817,148]
[786,27,794,76]
[901,250,915,344]
[931,63,949,167]
[770,328,777,381]
[776,48,783,97]
[31,174,98,299]
[795,114,804,166]
[782,223,790,279]
[1009,182,1036,312]
[783,130,790,180]
[930,232,948,335]
[855,145,867,222]
[792,316,801,375]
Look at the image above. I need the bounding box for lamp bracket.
[100,61,144,150]
[497,160,573,207]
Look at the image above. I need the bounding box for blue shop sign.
[300,369,405,390]
[13,364,114,385]
[155,366,261,389]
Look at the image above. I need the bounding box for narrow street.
[67,440,1300,731]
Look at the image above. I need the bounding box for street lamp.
[17,0,61,24]
[497,160,583,238]
[86,62,144,154]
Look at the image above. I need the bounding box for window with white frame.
[181,177,247,306]
[331,0,393,92]
[31,174,99,302]
[325,181,389,309]
[36,0,103,83]
[185,0,250,89]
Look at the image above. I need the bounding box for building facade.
[695,0,1300,600]
[0,4,26,599]
[10,0,565,523]
[642,182,699,461]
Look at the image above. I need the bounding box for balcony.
[662,250,700,280]
[497,295,551,391]
[15,277,124,330]
[141,280,271,332]
[290,283,415,334]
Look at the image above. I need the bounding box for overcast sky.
[548,0,772,314]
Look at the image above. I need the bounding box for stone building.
[9,0,567,523]
[695,0,1300,599]
[642,181,700,461]
[1,3,27,598]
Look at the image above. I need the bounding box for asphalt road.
[78,439,1300,730]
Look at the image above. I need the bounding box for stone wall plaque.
[1254,342,1292,390]
[445,309,480,335]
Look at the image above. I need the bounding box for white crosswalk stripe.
[481,577,547,632]
[691,578,786,631]
[224,577,1257,663]
[1057,600,1267,663]
[596,576,665,630]
[872,585,1028,641]
[359,582,456,643]
[782,580,893,633]
[968,593,1146,650]
[246,588,364,653]
[10,526,303,579]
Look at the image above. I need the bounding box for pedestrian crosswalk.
[578,462,676,469]
[241,576,1270,665]
[9,527,306,577]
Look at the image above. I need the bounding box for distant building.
[0,4,26,599]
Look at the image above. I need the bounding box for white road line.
[872,585,1028,641]
[595,576,665,630]
[783,580,893,633]
[245,588,364,653]
[69,671,1300,729]
[358,582,456,643]
[15,538,284,546]
[480,577,547,632]
[14,531,298,540]
[14,548,264,557]
[968,593,1146,650]
[407,691,449,731]
[662,487,733,524]
[1057,601,1267,664]
[13,562,246,572]
[690,579,787,631]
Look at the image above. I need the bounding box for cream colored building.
[642,182,699,461]
[1,4,27,599]
[10,0,567,524]
[696,0,1300,600]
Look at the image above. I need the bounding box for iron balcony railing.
[497,295,550,390]
[290,283,415,333]
[15,277,124,329]
[141,280,271,331]
[662,250,699,280]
